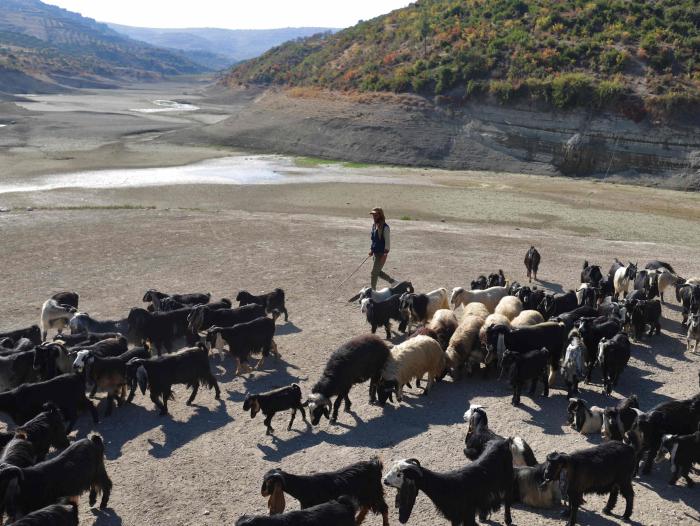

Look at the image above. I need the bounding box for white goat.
[40,299,76,341]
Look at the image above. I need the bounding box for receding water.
[130,99,199,113]
[0,155,429,194]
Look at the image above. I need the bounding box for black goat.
[236,497,357,526]
[488,269,506,287]
[485,322,566,385]
[0,434,111,519]
[361,294,407,339]
[630,394,700,475]
[597,333,631,395]
[127,307,195,355]
[243,384,307,435]
[470,275,488,290]
[188,303,266,336]
[581,261,603,285]
[384,440,513,526]
[262,458,388,525]
[0,350,43,392]
[514,286,546,311]
[143,289,211,308]
[206,316,277,374]
[603,395,641,441]
[645,260,676,274]
[543,441,635,526]
[8,503,78,526]
[237,288,288,322]
[538,290,577,320]
[305,335,389,424]
[53,331,122,348]
[0,326,41,348]
[501,348,549,405]
[126,345,220,415]
[15,402,69,461]
[0,435,38,520]
[524,246,540,283]
[0,374,97,430]
[577,317,621,381]
[627,299,662,339]
[68,313,130,341]
[73,347,151,416]
[463,405,537,466]
[662,424,700,486]
[677,283,700,326]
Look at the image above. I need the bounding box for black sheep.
[0,434,111,519]
[126,345,221,415]
[261,458,388,524]
[581,261,603,285]
[236,288,288,322]
[362,294,407,339]
[501,348,549,405]
[487,269,506,287]
[236,496,357,526]
[305,335,389,424]
[471,275,488,290]
[127,307,195,356]
[543,441,635,526]
[243,384,307,435]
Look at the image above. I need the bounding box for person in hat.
[369,207,395,289]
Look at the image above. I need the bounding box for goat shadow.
[535,279,565,294]
[275,321,302,336]
[78,392,231,460]
[226,356,307,404]
[213,352,301,385]
[634,464,700,512]
[90,508,122,526]
[256,378,470,462]
[511,506,642,526]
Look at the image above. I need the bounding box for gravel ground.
[0,177,698,526]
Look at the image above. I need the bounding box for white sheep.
[494,296,523,321]
[511,310,545,327]
[379,335,445,402]
[427,309,459,350]
[40,299,76,341]
[445,314,485,376]
[461,302,489,321]
[450,286,508,313]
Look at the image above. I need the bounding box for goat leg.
[186,383,199,405]
[264,414,274,435]
[603,487,619,514]
[330,395,343,423]
[355,506,369,525]
[288,408,296,431]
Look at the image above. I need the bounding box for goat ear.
[136,366,148,395]
[268,480,286,515]
[397,479,418,523]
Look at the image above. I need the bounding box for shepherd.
[369,207,396,289]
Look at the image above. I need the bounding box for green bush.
[551,73,594,109]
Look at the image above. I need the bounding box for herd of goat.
[0,246,698,524]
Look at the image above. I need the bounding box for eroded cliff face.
[191,89,700,190]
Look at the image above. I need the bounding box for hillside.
[223,0,700,118]
[0,0,208,92]
[108,25,336,70]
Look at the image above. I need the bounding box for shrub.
[551,73,595,108]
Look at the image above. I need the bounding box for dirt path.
[1,176,699,525]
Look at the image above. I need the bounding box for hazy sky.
[44,1,413,29]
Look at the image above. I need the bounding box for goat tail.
[89,433,105,454]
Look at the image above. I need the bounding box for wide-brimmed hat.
[369,207,383,215]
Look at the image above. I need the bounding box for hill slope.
[0,0,207,92]
[223,0,700,117]
[108,25,336,70]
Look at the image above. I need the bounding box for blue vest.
[371,223,389,254]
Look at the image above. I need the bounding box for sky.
[43,0,414,30]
